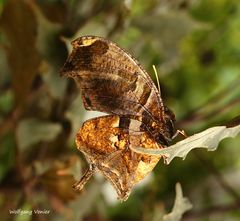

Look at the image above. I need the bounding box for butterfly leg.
[73,164,96,191]
[172,129,188,140]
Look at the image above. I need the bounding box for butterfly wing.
[60,36,164,122]
[76,115,162,200]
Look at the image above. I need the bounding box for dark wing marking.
[61,36,164,122]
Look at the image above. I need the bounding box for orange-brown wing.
[75,115,162,200]
[60,36,164,122]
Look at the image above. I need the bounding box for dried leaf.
[163,183,192,221]
[16,118,62,150]
[130,125,240,164]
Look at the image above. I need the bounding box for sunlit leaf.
[131,124,240,164]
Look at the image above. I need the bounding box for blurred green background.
[0,0,240,220]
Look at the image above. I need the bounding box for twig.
[178,78,240,127]
[204,96,240,121]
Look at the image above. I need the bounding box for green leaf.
[0,134,15,182]
[130,124,240,164]
[16,118,62,150]
[0,90,14,114]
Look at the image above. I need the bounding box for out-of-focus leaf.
[41,156,81,202]
[34,155,81,179]
[0,0,41,106]
[16,118,62,150]
[51,181,101,221]
[65,95,85,144]
[15,203,32,221]
[0,134,15,182]
[0,0,6,16]
[191,0,230,22]
[132,11,207,74]
[131,124,240,164]
[36,0,67,24]
[43,68,67,99]
[163,183,192,221]
[0,46,10,88]
[0,90,14,114]
[75,20,109,38]
[31,2,68,99]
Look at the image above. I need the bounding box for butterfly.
[60,36,176,200]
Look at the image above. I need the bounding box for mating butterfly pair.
[60,36,176,200]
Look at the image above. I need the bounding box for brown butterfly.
[60,36,176,200]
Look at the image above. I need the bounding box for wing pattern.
[61,36,164,123]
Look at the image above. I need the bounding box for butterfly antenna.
[152,65,165,122]
[152,65,161,94]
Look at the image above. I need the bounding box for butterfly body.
[61,36,176,200]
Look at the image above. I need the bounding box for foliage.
[132,124,240,164]
[0,0,240,221]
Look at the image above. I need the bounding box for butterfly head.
[154,106,176,146]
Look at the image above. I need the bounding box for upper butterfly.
[60,36,176,200]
